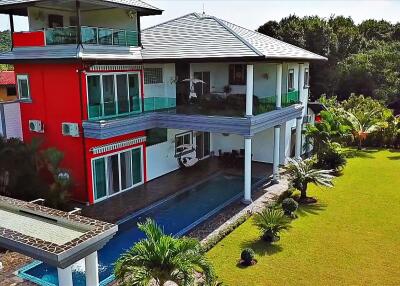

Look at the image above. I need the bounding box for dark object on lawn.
[240,248,256,266]
[282,198,298,218]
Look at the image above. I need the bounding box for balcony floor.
[81,158,272,223]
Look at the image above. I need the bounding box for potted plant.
[239,248,257,266]
[281,198,298,218]
[253,208,291,243]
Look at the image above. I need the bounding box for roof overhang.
[0,0,162,16]
[0,196,118,269]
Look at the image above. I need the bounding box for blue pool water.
[19,174,249,286]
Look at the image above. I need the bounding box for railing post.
[276,64,282,109]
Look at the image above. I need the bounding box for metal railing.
[45,26,138,46]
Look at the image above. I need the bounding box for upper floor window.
[144,68,163,84]
[288,69,295,91]
[17,75,30,101]
[304,68,310,88]
[48,14,63,28]
[7,86,16,97]
[229,64,246,85]
[87,72,141,120]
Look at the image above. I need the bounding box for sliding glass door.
[92,146,143,202]
[87,72,141,120]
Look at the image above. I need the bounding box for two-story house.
[0,1,326,207]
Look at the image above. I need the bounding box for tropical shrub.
[240,248,256,266]
[286,158,335,204]
[281,198,298,218]
[315,142,347,172]
[253,208,291,243]
[115,219,215,286]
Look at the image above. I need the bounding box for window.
[6,86,16,97]
[144,68,163,84]
[304,68,310,88]
[175,131,193,156]
[17,75,30,101]
[288,69,295,91]
[92,146,143,201]
[229,64,246,85]
[193,72,210,96]
[87,72,141,120]
[146,128,168,146]
[48,14,63,28]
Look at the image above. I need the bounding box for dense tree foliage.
[257,16,400,105]
[0,30,12,71]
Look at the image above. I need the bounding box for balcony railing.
[45,26,138,46]
[282,90,300,108]
[143,97,176,112]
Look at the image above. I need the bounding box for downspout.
[9,14,14,50]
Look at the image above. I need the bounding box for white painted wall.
[143,63,176,99]
[28,7,137,31]
[0,102,23,139]
[146,129,187,181]
[211,133,244,154]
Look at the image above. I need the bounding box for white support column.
[243,136,252,204]
[246,64,254,116]
[273,125,281,183]
[58,266,73,286]
[85,251,99,286]
[298,63,305,105]
[295,117,303,159]
[276,63,283,109]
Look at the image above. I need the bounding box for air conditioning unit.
[303,115,312,124]
[62,123,80,137]
[29,120,44,133]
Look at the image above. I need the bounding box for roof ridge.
[219,18,327,59]
[142,12,198,32]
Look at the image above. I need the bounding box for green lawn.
[207,149,400,286]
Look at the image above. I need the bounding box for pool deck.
[81,158,272,223]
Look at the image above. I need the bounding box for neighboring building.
[0,71,17,102]
[0,2,326,205]
[0,71,22,139]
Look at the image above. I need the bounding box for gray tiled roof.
[142,13,327,61]
[0,0,162,13]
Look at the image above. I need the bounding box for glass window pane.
[98,28,113,45]
[129,74,141,113]
[103,75,116,116]
[120,150,133,190]
[93,158,106,200]
[18,78,29,100]
[107,154,120,195]
[87,75,102,119]
[117,74,129,114]
[131,148,142,184]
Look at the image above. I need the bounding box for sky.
[0,0,399,32]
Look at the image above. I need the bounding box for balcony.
[45,26,138,46]
[12,27,138,48]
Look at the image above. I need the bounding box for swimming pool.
[19,174,253,286]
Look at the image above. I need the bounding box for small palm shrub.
[115,218,215,286]
[281,198,298,218]
[240,248,256,266]
[286,158,335,204]
[253,208,291,243]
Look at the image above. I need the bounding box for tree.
[285,158,334,204]
[0,30,12,71]
[115,219,215,286]
[358,19,394,42]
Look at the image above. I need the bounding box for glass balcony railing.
[254,96,276,115]
[281,90,300,107]
[143,97,176,112]
[45,26,138,46]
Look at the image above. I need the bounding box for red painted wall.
[15,63,147,204]
[13,31,46,48]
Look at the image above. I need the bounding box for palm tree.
[253,208,291,242]
[285,158,334,203]
[114,219,215,286]
[345,109,386,150]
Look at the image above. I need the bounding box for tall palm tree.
[286,158,334,203]
[114,219,215,286]
[345,109,386,150]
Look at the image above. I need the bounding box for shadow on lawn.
[388,155,400,160]
[239,239,283,258]
[296,202,327,217]
[344,149,378,159]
